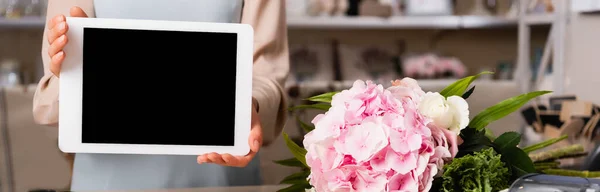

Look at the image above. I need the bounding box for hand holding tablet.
[56,15,255,160]
[197,104,263,167]
[46,7,89,77]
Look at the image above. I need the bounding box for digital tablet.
[59,17,253,156]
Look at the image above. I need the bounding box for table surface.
[92,185,292,192]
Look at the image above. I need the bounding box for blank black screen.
[82,27,237,146]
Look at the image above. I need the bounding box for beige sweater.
[32,0,290,145]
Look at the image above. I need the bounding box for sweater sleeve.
[32,0,95,127]
[241,0,290,145]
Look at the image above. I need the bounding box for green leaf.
[296,116,314,132]
[273,158,307,168]
[305,92,338,103]
[457,127,495,158]
[469,90,552,130]
[501,146,537,179]
[493,132,521,152]
[485,128,496,140]
[283,133,308,167]
[456,143,492,158]
[462,86,476,99]
[276,183,312,192]
[522,135,568,153]
[440,71,493,97]
[280,171,311,184]
[289,103,331,111]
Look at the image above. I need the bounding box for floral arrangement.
[275,72,597,192]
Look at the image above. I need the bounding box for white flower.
[305,187,317,192]
[418,92,469,134]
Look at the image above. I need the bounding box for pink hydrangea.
[303,79,457,192]
[389,78,426,104]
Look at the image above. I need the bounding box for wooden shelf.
[460,16,518,28]
[287,16,462,29]
[286,16,542,29]
[0,17,45,28]
[523,14,554,25]
[0,15,551,30]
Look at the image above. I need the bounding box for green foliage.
[305,92,338,103]
[442,148,511,192]
[522,135,568,153]
[440,71,493,98]
[469,91,552,130]
[462,86,476,99]
[273,157,307,168]
[501,146,537,179]
[276,182,312,192]
[458,129,547,188]
[484,128,496,141]
[288,91,338,112]
[276,73,556,192]
[296,116,314,132]
[276,137,312,191]
[430,177,444,192]
[276,134,312,192]
[542,169,600,178]
[289,103,331,111]
[282,133,308,167]
[493,132,521,152]
[457,127,494,158]
[280,171,311,184]
[276,92,338,192]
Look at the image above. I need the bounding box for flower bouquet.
[275,72,596,192]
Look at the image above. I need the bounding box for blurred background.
[1,0,600,191]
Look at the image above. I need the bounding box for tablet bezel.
[59,17,253,156]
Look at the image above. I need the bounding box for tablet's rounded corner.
[241,144,252,156]
[57,140,74,153]
[234,142,252,157]
[64,16,82,27]
[239,23,254,36]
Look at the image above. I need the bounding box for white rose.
[305,188,317,192]
[418,92,469,134]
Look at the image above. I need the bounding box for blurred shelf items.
[284,0,563,96]
[286,0,558,29]
[282,0,575,145]
[0,0,46,28]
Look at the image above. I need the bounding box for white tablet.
[59,17,253,156]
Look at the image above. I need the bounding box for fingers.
[222,154,254,167]
[220,154,237,165]
[249,121,263,153]
[50,52,65,77]
[47,19,67,77]
[46,6,88,77]
[70,6,88,17]
[47,16,66,45]
[197,153,255,167]
[196,108,263,168]
[197,155,208,164]
[48,34,67,56]
[206,153,225,164]
[47,14,65,33]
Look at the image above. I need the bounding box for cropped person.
[33,0,289,190]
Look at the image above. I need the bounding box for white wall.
[565,13,600,104]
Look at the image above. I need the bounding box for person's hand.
[46,6,88,77]
[197,104,263,167]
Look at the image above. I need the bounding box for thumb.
[249,124,263,153]
[70,6,88,17]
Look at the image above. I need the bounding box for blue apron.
[70,0,261,190]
